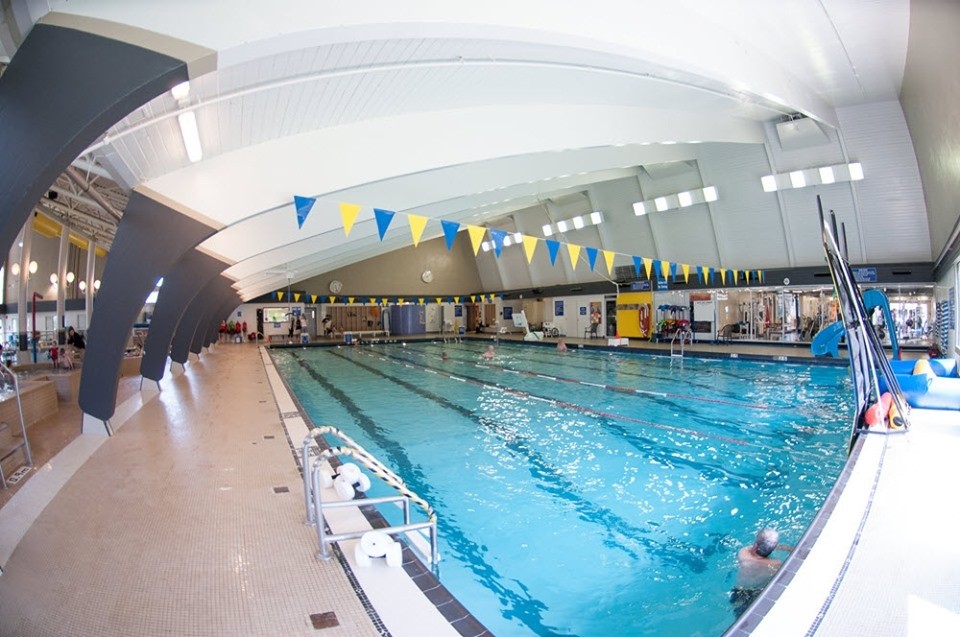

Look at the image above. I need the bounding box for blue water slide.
[862,288,899,359]
[810,320,845,358]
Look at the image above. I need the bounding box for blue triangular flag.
[490,229,508,258]
[441,220,460,251]
[670,262,679,279]
[586,247,599,271]
[632,256,643,277]
[373,208,396,241]
[294,196,316,229]
[546,239,561,265]
[652,260,662,280]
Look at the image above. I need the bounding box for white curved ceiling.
[8,0,913,299]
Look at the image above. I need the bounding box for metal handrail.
[0,361,33,490]
[670,328,690,358]
[303,428,439,568]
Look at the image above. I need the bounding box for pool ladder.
[0,361,32,490]
[670,328,692,358]
[302,426,439,568]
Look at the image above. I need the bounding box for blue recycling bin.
[344,333,353,345]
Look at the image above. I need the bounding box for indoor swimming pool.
[271,341,854,636]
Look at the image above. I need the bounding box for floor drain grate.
[309,611,339,629]
[272,486,290,494]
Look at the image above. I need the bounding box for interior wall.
[298,233,482,298]
[900,0,960,260]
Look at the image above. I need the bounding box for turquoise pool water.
[272,342,852,637]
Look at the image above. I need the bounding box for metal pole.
[312,461,331,560]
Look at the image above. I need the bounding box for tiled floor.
[0,335,948,637]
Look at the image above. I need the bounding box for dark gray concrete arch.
[170,276,236,365]
[0,23,191,263]
[78,191,219,424]
[194,290,243,354]
[140,250,230,383]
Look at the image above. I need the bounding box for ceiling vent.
[776,115,830,151]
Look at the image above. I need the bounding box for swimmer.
[730,528,793,616]
[481,345,495,360]
[440,351,448,361]
[556,338,567,352]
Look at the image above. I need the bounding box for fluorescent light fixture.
[678,191,693,208]
[848,162,864,180]
[590,211,603,224]
[572,215,585,229]
[633,202,647,216]
[703,186,718,202]
[819,166,835,184]
[542,224,554,237]
[655,197,668,212]
[177,111,203,162]
[763,163,864,191]
[503,236,512,247]
[170,81,191,101]
[481,241,491,252]
[761,175,778,192]
[146,290,160,304]
[557,220,569,233]
[789,170,806,188]
[512,232,522,243]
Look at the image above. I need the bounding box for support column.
[55,223,69,343]
[170,277,236,365]
[14,226,29,357]
[197,293,242,352]
[84,239,96,330]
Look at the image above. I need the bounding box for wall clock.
[329,280,343,294]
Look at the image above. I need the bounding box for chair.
[584,322,600,339]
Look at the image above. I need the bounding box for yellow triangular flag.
[660,260,671,280]
[603,250,616,275]
[453,296,460,304]
[310,294,318,304]
[746,270,751,284]
[348,297,355,304]
[701,267,708,285]
[339,202,361,237]
[418,297,424,305]
[720,269,727,285]
[381,297,389,305]
[277,291,284,302]
[436,297,443,304]
[566,244,581,270]
[293,292,301,302]
[643,257,653,279]
[407,214,428,247]
[758,270,763,283]
[523,235,539,264]
[328,295,335,303]
[467,225,487,255]
[733,270,739,285]
[398,298,404,304]
[682,264,690,283]
[470,295,476,303]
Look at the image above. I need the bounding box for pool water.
[272,341,852,637]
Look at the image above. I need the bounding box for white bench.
[343,330,389,343]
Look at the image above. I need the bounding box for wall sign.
[851,267,877,283]
[555,300,564,316]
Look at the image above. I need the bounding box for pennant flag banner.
[453,296,460,304]
[746,270,751,284]
[373,208,396,241]
[720,269,727,285]
[348,297,355,304]
[567,244,581,270]
[546,239,561,265]
[436,297,443,304]
[441,220,460,251]
[468,225,488,256]
[633,256,643,277]
[644,257,653,280]
[682,263,690,283]
[293,292,301,302]
[523,235,539,264]
[277,291,284,301]
[470,295,476,303]
[311,294,318,304]
[407,214,428,247]
[659,260,670,280]
[758,270,764,283]
[328,295,335,303]
[602,250,616,275]
[698,265,707,285]
[670,262,679,279]
[398,298,404,304]
[489,228,507,257]
[586,246,599,271]
[418,298,424,305]
[733,270,739,285]
[294,196,316,229]
[339,202,361,237]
